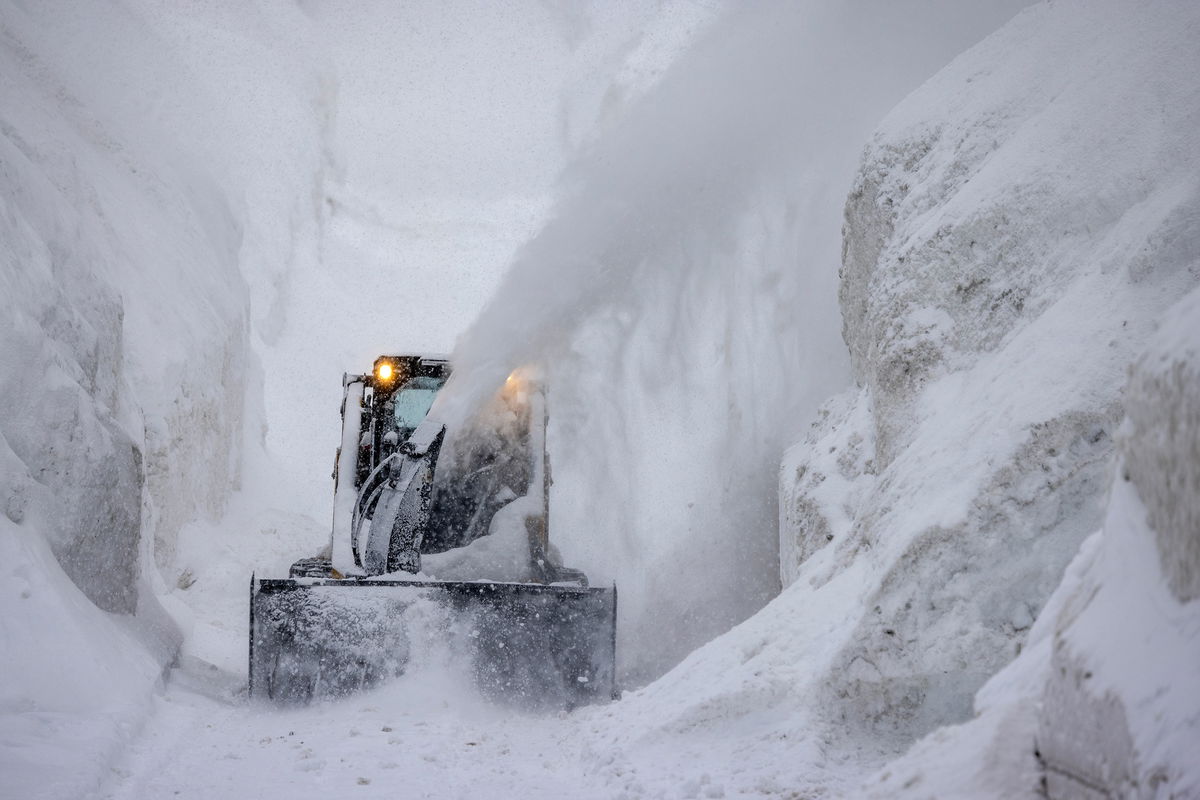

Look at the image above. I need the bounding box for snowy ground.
[100,668,608,800]
[108,498,621,800]
[100,492,893,800]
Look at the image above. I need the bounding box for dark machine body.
[249,355,616,707]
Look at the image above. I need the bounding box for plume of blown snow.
[438,0,1030,680]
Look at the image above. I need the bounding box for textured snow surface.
[774,0,1198,758]
[865,286,1200,797]
[0,519,163,800]
[0,0,329,793]
[1123,287,1200,603]
[1047,286,1200,795]
[100,684,604,800]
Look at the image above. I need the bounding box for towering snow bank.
[1122,289,1200,604]
[780,0,1199,738]
[863,285,1200,799]
[572,1,1197,795]
[1035,286,1200,797]
[0,3,243,616]
[0,2,330,794]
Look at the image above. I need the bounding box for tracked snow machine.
[249,355,616,707]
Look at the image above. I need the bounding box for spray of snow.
[437,0,1030,681]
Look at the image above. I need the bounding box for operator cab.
[345,353,541,558]
[356,354,449,487]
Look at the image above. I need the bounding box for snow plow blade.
[249,577,617,709]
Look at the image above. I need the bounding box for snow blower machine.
[249,355,616,708]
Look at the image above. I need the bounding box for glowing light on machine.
[375,362,395,382]
[502,367,540,405]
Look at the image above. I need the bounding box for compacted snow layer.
[783,0,1198,794]
[1037,286,1200,797]
[771,0,1198,758]
[863,287,1200,798]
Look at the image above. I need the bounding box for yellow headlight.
[376,363,394,381]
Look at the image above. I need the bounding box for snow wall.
[565,1,1198,796]
[864,288,1200,799]
[0,3,332,796]
[440,0,1029,683]
[783,0,1199,740]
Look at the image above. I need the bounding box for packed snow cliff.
[787,0,1199,742]
[0,3,331,796]
[572,0,1199,796]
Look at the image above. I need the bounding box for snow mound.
[421,496,537,583]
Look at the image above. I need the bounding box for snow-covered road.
[99,671,609,800]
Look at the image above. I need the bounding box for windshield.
[391,374,445,430]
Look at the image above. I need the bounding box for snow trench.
[4,0,1199,797]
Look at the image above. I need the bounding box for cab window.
[392,375,445,430]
